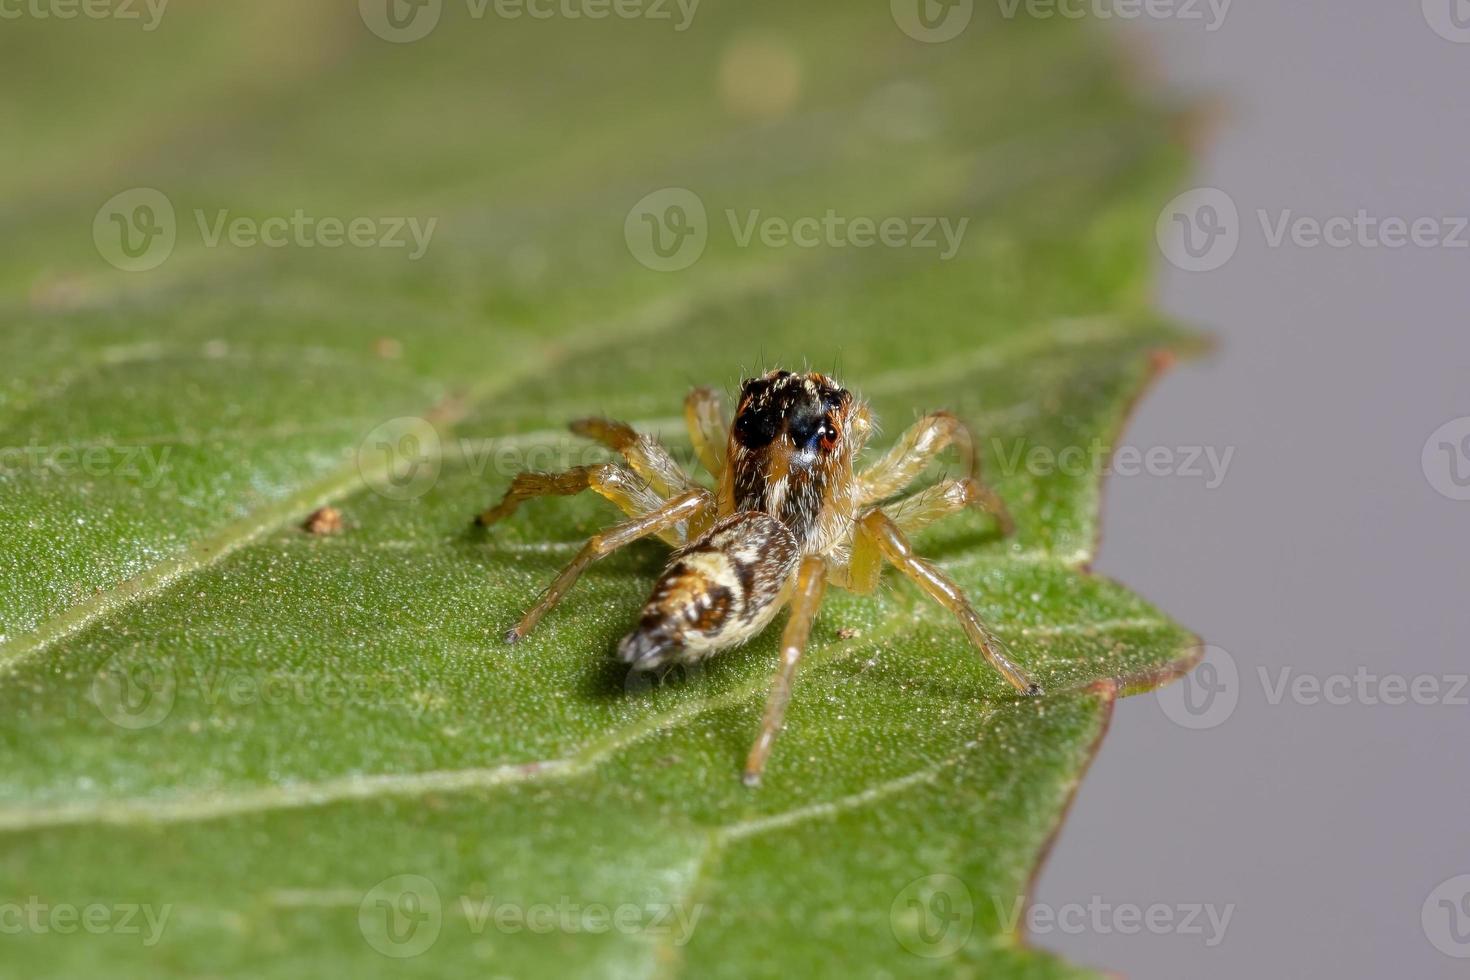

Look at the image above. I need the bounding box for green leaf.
[0,2,1202,976]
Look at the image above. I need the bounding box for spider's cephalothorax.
[477,369,1038,786]
[725,371,859,553]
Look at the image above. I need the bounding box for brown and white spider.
[477,370,1041,785]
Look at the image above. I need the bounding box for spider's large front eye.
[733,408,779,449]
[788,411,840,453]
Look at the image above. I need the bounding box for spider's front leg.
[857,412,1013,532]
[853,509,1040,696]
[506,489,710,643]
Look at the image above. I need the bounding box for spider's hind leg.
[742,554,827,787]
[506,489,710,643]
[475,463,680,541]
[570,416,691,498]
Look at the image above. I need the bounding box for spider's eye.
[733,408,779,449]
[789,411,840,453]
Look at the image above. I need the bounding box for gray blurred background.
[1033,1,1470,977]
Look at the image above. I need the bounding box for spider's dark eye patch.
[733,407,780,449]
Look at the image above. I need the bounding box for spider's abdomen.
[618,511,798,670]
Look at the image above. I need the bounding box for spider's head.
[727,370,866,542]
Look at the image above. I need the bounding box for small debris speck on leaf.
[302,507,344,535]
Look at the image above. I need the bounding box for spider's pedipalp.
[883,476,1014,538]
[857,411,977,505]
[683,386,729,479]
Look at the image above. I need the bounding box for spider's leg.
[856,509,1040,696]
[743,555,827,787]
[884,477,1014,538]
[570,417,691,498]
[857,411,991,506]
[506,489,710,643]
[476,463,684,543]
[683,386,730,480]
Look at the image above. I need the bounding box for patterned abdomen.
[618,512,799,669]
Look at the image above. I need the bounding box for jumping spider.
[477,370,1041,785]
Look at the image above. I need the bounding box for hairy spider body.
[618,511,798,669]
[477,369,1039,785]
